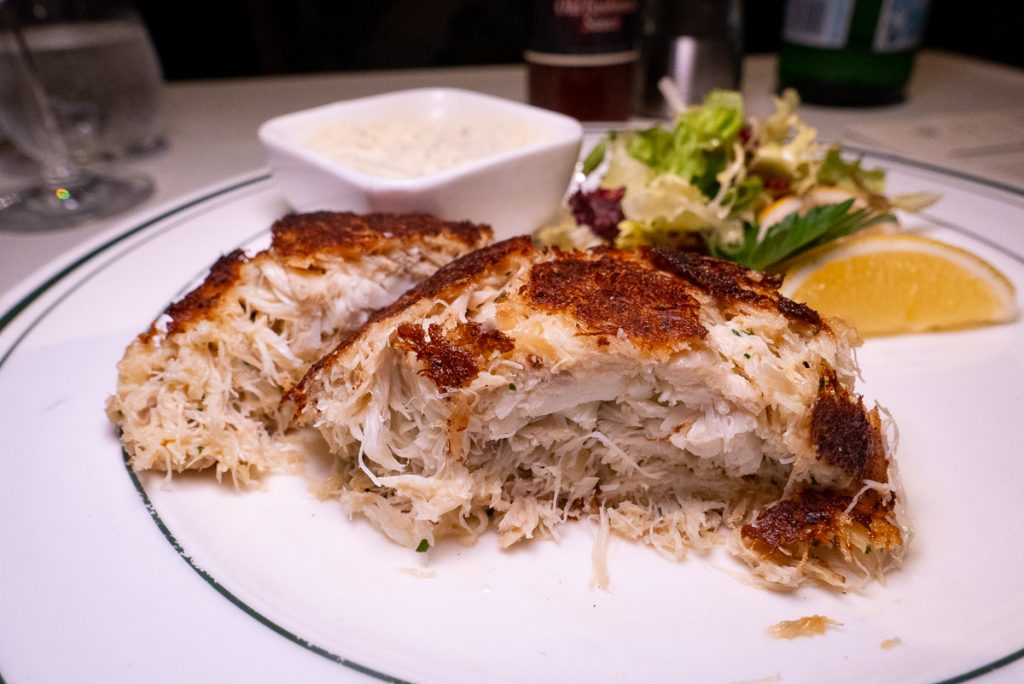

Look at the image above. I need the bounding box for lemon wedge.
[758,195,803,229]
[781,234,1018,336]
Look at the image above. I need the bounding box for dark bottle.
[525,0,641,121]
[778,0,930,106]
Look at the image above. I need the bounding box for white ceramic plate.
[2,156,1023,684]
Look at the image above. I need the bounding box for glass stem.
[38,158,90,189]
[6,2,88,189]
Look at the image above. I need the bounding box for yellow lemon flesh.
[781,234,1017,337]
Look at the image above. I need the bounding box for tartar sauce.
[301,115,549,179]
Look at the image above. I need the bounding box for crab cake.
[290,238,909,588]
[107,212,491,484]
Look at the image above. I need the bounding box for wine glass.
[0,0,156,230]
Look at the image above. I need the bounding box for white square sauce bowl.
[259,88,583,238]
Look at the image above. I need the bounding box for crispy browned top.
[742,374,898,557]
[295,242,836,405]
[646,247,824,328]
[811,371,888,482]
[524,252,707,344]
[448,320,516,358]
[150,211,490,343]
[289,236,534,408]
[742,489,847,553]
[159,249,248,339]
[394,321,515,390]
[741,486,901,555]
[372,235,534,325]
[292,241,841,410]
[270,211,491,260]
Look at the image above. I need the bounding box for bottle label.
[530,0,639,54]
[873,0,929,53]
[783,0,854,49]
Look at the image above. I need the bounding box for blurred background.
[137,0,1022,81]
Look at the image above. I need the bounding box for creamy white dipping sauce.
[301,115,550,179]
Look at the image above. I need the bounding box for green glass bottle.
[778,0,930,106]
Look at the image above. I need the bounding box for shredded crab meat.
[108,231,486,485]
[299,245,908,589]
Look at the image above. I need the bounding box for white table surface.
[1,50,1022,297]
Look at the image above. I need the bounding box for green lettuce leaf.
[712,200,895,271]
[817,147,886,195]
[625,90,745,197]
[722,176,764,212]
[581,137,608,175]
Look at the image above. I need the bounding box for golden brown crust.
[741,371,898,559]
[394,323,479,391]
[741,489,847,553]
[394,321,515,390]
[270,212,491,262]
[645,247,824,328]
[289,236,536,409]
[811,371,888,482]
[294,242,839,407]
[370,235,534,326]
[447,320,516,358]
[160,249,248,339]
[524,251,707,345]
[740,487,901,557]
[148,211,491,344]
[741,367,896,555]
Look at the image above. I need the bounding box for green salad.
[539,90,936,272]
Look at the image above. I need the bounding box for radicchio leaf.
[568,187,626,241]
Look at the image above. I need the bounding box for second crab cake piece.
[107,211,491,484]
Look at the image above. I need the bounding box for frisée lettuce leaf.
[625,90,744,197]
[542,88,941,271]
[817,147,886,195]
